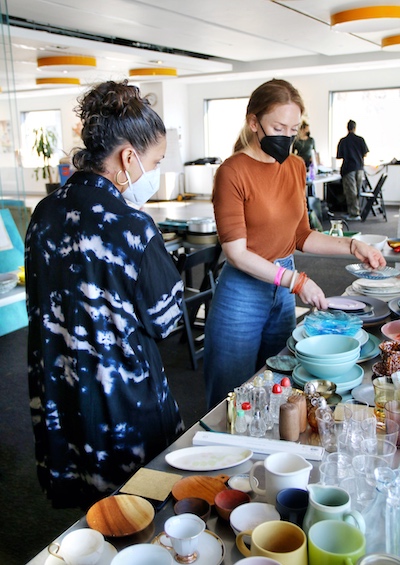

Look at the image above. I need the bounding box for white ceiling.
[3,0,400,93]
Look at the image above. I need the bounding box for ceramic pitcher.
[302,484,365,535]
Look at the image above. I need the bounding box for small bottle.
[280,376,292,400]
[261,370,274,406]
[263,405,274,431]
[242,401,253,426]
[250,382,267,437]
[235,409,248,435]
[226,392,236,434]
[249,409,267,438]
[270,383,284,424]
[309,162,315,181]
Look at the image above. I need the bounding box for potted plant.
[32,127,60,194]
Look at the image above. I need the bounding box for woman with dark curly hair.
[25,80,184,509]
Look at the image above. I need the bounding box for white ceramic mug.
[48,529,104,565]
[162,513,205,561]
[110,543,173,565]
[249,452,313,504]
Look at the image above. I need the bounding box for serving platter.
[165,446,253,472]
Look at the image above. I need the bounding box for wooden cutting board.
[171,474,229,505]
[86,494,155,537]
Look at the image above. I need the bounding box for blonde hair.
[234,79,305,153]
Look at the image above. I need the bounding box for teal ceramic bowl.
[295,349,360,365]
[294,335,360,358]
[298,357,358,378]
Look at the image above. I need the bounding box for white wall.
[0,87,79,195]
[1,68,399,198]
[187,68,400,167]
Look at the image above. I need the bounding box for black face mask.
[258,123,295,164]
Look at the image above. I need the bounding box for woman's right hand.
[298,278,328,310]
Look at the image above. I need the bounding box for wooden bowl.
[173,497,211,523]
[86,494,155,537]
[214,489,250,521]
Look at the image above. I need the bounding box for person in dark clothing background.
[336,119,369,221]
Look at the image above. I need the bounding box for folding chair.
[174,243,223,370]
[360,171,388,222]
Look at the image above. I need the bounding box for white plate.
[165,446,253,471]
[346,285,399,303]
[153,530,225,565]
[45,542,117,565]
[327,297,367,311]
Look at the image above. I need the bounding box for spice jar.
[288,393,307,433]
[279,402,300,441]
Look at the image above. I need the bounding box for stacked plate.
[348,278,400,302]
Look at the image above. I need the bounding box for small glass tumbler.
[360,437,397,468]
[385,400,400,447]
[373,377,396,429]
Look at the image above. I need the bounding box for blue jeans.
[203,256,296,409]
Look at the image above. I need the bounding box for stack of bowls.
[295,335,360,379]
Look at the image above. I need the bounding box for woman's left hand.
[350,239,386,270]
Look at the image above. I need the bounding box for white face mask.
[122,152,160,208]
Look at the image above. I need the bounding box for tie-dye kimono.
[25,172,184,508]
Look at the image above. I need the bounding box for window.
[331,88,400,166]
[205,97,249,162]
[20,110,63,168]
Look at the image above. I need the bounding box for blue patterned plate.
[345,264,400,280]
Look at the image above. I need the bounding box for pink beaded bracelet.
[274,266,286,286]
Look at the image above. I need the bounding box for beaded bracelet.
[292,271,309,295]
[289,270,298,292]
[274,266,286,286]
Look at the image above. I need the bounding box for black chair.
[360,171,388,222]
[174,243,223,370]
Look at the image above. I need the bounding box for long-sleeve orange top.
[212,152,313,262]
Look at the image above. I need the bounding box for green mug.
[308,520,366,565]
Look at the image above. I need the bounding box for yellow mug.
[236,520,308,565]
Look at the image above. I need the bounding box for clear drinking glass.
[386,479,400,557]
[361,437,397,468]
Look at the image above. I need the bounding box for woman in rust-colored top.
[203,79,385,408]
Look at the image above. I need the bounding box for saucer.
[152,530,225,565]
[292,363,364,395]
[45,541,117,565]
